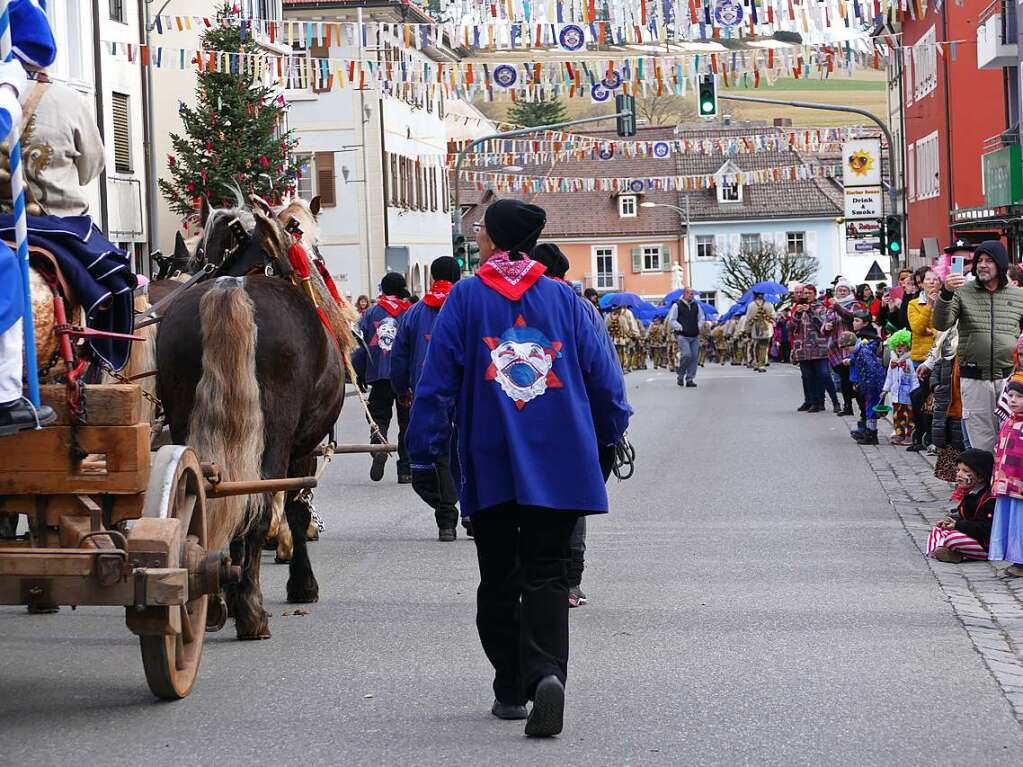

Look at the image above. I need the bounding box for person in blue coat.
[352,271,412,482]
[390,255,462,541]
[406,199,632,737]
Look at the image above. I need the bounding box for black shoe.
[461,518,474,538]
[525,676,565,737]
[831,402,842,414]
[839,405,854,416]
[438,527,456,542]
[369,453,387,482]
[805,404,823,413]
[854,429,879,445]
[685,381,697,388]
[491,700,528,720]
[797,402,812,412]
[0,401,56,437]
[397,472,412,484]
[906,443,924,452]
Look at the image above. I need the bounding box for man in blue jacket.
[391,255,462,541]
[406,199,631,737]
[353,272,412,482]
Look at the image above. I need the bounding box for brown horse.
[156,208,346,639]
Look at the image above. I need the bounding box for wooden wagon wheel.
[139,445,209,700]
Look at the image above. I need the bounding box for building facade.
[283,0,466,300]
[890,0,1014,261]
[45,1,149,270]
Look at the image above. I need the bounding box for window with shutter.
[309,43,331,93]
[661,246,671,271]
[631,247,642,273]
[314,151,336,207]
[111,92,132,174]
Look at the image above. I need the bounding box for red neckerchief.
[478,250,546,301]
[377,295,411,317]
[422,280,453,308]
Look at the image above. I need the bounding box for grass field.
[473,67,889,129]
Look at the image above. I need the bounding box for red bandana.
[478,250,546,301]
[377,295,411,317]
[423,280,453,308]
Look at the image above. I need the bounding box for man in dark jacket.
[353,272,412,483]
[390,257,461,540]
[934,240,1023,451]
[668,287,704,387]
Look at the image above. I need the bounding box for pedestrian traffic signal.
[615,94,636,138]
[453,233,467,270]
[884,215,902,256]
[697,74,718,119]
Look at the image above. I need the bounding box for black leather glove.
[411,466,441,507]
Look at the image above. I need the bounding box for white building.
[283,0,466,298]
[44,1,148,270]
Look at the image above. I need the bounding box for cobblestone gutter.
[853,419,1023,724]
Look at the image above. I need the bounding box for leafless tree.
[718,243,817,300]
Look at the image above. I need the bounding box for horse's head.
[276,195,321,257]
[198,195,293,279]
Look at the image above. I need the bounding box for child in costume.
[882,329,918,446]
[990,377,1023,577]
[842,327,885,446]
[927,448,995,562]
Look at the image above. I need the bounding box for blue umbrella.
[662,288,684,304]
[738,289,782,305]
[631,300,659,322]
[697,300,719,319]
[662,290,719,319]
[599,291,643,309]
[748,280,789,296]
[720,302,748,321]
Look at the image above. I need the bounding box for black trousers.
[568,516,586,588]
[910,384,932,446]
[833,363,854,410]
[411,440,460,530]
[367,380,409,473]
[472,504,580,705]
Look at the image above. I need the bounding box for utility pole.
[452,110,633,236]
[717,93,902,274]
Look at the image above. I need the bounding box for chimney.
[773,118,793,127]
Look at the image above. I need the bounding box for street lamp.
[641,200,691,289]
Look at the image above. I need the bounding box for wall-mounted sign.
[844,186,882,220]
[842,139,882,187]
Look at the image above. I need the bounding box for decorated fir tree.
[160,3,300,219]
[506,97,567,127]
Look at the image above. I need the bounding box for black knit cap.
[484,199,546,258]
[430,255,461,283]
[1006,377,1023,396]
[956,448,994,483]
[380,271,407,296]
[531,243,569,279]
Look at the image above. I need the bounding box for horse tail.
[189,277,265,550]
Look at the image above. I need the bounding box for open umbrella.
[748,280,789,296]
[738,289,782,305]
[631,300,660,322]
[697,300,719,319]
[599,292,643,309]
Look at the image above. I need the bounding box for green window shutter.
[661,245,671,271]
[631,247,642,273]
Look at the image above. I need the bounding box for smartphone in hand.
[951,256,965,275]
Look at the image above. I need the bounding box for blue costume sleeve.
[406,287,465,469]
[389,304,414,397]
[573,295,632,446]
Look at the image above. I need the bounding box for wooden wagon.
[0,382,316,699]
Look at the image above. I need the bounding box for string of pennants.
[148,0,944,49]
[453,126,868,164]
[104,40,893,102]
[460,162,842,193]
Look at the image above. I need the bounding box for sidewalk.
[850,414,1023,722]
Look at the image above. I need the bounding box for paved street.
[3,365,1023,765]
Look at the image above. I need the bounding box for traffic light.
[697,74,718,119]
[467,240,480,271]
[884,215,902,257]
[615,94,636,138]
[453,233,466,270]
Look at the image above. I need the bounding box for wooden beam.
[40,384,143,426]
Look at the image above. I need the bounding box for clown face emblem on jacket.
[375,316,398,352]
[483,316,563,409]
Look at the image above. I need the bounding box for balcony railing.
[982,126,1020,154]
[978,0,1018,69]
